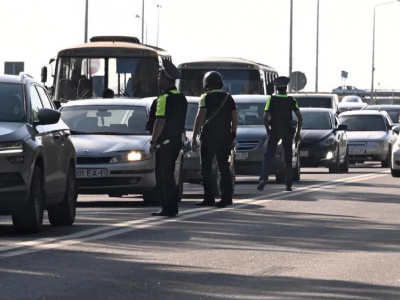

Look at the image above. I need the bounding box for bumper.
[299,144,337,167]
[76,160,156,194]
[182,152,201,183]
[391,144,400,170]
[235,149,287,176]
[348,144,387,161]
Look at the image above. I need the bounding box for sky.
[0,0,399,93]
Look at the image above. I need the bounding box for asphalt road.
[0,163,399,300]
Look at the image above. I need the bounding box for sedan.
[233,95,300,183]
[60,99,183,204]
[338,110,397,167]
[299,108,349,173]
[338,95,367,114]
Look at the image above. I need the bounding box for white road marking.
[0,171,388,258]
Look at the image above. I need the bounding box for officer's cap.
[273,76,290,87]
[159,59,181,80]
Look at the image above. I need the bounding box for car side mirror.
[335,124,347,131]
[393,125,400,134]
[41,66,47,83]
[36,108,61,125]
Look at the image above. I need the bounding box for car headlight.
[366,141,380,146]
[110,151,152,163]
[319,136,335,146]
[0,141,24,154]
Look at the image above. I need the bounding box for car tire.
[329,149,340,173]
[48,164,77,226]
[339,147,349,173]
[381,147,391,168]
[391,167,400,177]
[12,165,44,233]
[143,190,159,205]
[292,155,301,182]
[211,163,221,197]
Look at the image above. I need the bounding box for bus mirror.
[41,66,47,83]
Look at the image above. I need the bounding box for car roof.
[232,94,269,103]
[61,99,151,107]
[363,104,400,110]
[300,107,333,113]
[289,93,337,98]
[186,96,200,103]
[339,109,388,116]
[0,73,36,84]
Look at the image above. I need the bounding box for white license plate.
[76,168,107,178]
[236,152,249,160]
[299,150,309,157]
[349,149,366,154]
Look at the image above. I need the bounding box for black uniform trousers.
[155,140,182,215]
[200,133,233,204]
[259,128,294,187]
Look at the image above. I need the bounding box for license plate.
[236,152,249,160]
[349,149,366,154]
[76,168,107,178]
[299,150,308,157]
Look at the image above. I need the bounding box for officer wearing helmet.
[149,59,188,217]
[191,71,238,208]
[257,76,303,192]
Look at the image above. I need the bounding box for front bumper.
[348,143,387,161]
[299,144,337,167]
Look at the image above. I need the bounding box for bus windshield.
[178,69,261,96]
[54,56,159,101]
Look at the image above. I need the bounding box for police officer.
[257,76,303,192]
[150,59,188,217]
[192,71,238,208]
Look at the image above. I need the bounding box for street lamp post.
[141,0,145,44]
[157,4,162,47]
[135,15,147,44]
[315,0,320,92]
[84,0,89,43]
[289,0,293,92]
[371,0,399,101]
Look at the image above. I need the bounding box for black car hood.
[0,122,30,142]
[300,129,333,144]
[236,126,267,139]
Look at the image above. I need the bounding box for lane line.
[0,171,388,258]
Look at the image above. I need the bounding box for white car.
[338,96,367,114]
[60,99,184,204]
[390,128,400,177]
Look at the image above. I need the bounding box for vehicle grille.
[236,140,261,151]
[77,177,141,187]
[0,173,24,188]
[77,157,113,164]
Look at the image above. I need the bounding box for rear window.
[295,97,332,109]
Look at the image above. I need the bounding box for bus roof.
[57,36,166,58]
[178,57,276,71]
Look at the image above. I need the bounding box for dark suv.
[0,73,77,233]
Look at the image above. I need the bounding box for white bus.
[41,36,171,105]
[177,57,278,96]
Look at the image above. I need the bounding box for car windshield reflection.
[339,115,386,131]
[61,105,149,135]
[301,111,332,129]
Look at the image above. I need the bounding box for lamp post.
[84,0,89,43]
[157,4,162,47]
[315,0,320,92]
[371,0,399,101]
[135,14,147,44]
[289,0,293,92]
[141,0,145,44]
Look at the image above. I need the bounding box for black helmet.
[203,71,223,89]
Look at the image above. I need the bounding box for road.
[0,164,399,300]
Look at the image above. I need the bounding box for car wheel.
[12,165,44,233]
[381,146,391,168]
[211,163,221,197]
[275,172,285,183]
[143,190,159,205]
[391,167,400,177]
[176,159,184,202]
[329,149,340,173]
[292,155,301,182]
[339,147,349,173]
[48,164,77,226]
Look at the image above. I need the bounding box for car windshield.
[60,105,149,135]
[0,83,25,122]
[295,97,332,109]
[236,103,265,125]
[185,102,198,131]
[301,111,332,129]
[339,115,386,131]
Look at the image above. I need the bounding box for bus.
[177,57,278,96]
[41,36,171,105]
